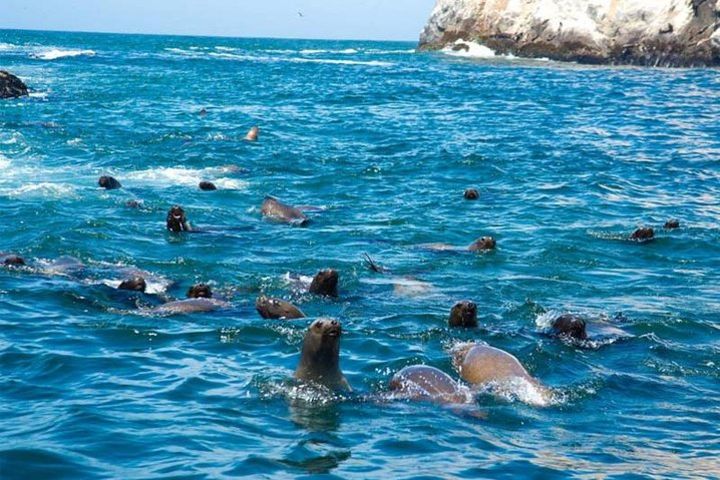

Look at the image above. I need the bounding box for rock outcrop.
[0,71,29,99]
[419,0,720,67]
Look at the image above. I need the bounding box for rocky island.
[0,70,29,99]
[419,0,720,67]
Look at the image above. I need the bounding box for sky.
[1,0,437,41]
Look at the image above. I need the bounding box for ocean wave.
[442,39,500,59]
[123,166,248,190]
[0,42,19,51]
[299,48,358,55]
[5,182,78,199]
[31,48,96,61]
[288,57,392,67]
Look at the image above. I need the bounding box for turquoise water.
[1,29,720,479]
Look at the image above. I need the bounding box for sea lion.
[294,318,351,391]
[449,301,477,328]
[550,314,587,340]
[166,205,191,232]
[309,269,338,297]
[118,276,147,292]
[154,298,227,315]
[451,43,470,52]
[125,199,143,209]
[363,253,386,273]
[451,343,551,406]
[187,284,212,298]
[199,181,217,191]
[630,227,654,241]
[98,176,122,190]
[389,365,467,403]
[261,196,308,226]
[463,188,479,200]
[256,296,305,319]
[468,236,496,251]
[423,236,496,252]
[2,255,26,267]
[392,277,433,298]
[245,126,259,141]
[664,219,680,229]
[199,108,208,116]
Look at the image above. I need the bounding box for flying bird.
[298,11,304,17]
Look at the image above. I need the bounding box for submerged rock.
[419,0,720,67]
[0,71,29,99]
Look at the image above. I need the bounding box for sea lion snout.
[187,284,212,298]
[309,269,339,297]
[166,205,190,232]
[312,318,342,337]
[98,175,122,190]
[449,300,478,328]
[551,314,587,340]
[245,126,259,141]
[464,188,479,200]
[118,276,147,292]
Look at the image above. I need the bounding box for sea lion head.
[256,296,305,319]
[309,269,339,297]
[187,284,212,298]
[199,181,217,191]
[449,300,478,328]
[166,205,189,232]
[3,255,26,267]
[199,108,208,116]
[630,227,654,241]
[245,126,259,141]
[304,318,342,357]
[551,314,587,340]
[463,188,479,200]
[664,219,680,229]
[468,236,496,251]
[98,176,122,190]
[118,276,147,292]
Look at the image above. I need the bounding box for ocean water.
[1,29,720,479]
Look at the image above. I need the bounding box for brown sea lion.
[449,301,478,328]
[630,227,654,241]
[2,255,26,267]
[166,205,191,232]
[550,314,587,340]
[187,284,212,298]
[295,318,351,391]
[199,181,217,191]
[199,108,208,116]
[468,236,496,251]
[664,219,680,229]
[245,126,259,141]
[309,269,338,297]
[423,236,496,252]
[118,276,147,292]
[451,343,551,406]
[463,188,479,200]
[261,196,308,226]
[389,365,467,404]
[256,296,305,319]
[98,176,122,190]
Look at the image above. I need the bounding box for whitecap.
[442,39,498,58]
[6,182,78,199]
[288,57,392,67]
[123,166,248,190]
[31,48,96,60]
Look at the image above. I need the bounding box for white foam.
[0,155,11,170]
[32,48,96,60]
[6,182,77,199]
[28,92,48,99]
[123,166,248,190]
[486,377,552,407]
[0,42,18,51]
[442,39,498,58]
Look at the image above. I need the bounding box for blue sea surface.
[1,29,720,479]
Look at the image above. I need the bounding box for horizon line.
[0,26,421,44]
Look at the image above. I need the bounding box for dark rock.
[0,71,29,99]
[199,181,217,191]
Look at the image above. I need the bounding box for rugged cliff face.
[419,0,720,67]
